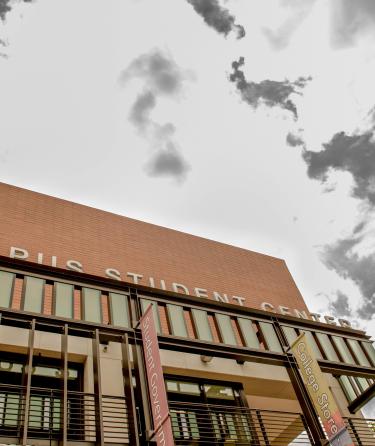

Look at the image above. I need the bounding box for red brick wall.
[0,182,309,313]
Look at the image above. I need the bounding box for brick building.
[0,181,374,446]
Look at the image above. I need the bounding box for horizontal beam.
[348,382,375,413]
[157,333,287,366]
[0,308,131,341]
[0,307,373,378]
[318,360,375,379]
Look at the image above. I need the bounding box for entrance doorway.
[166,377,254,445]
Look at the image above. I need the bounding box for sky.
[0,0,375,411]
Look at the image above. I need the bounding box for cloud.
[321,229,375,319]
[302,131,375,205]
[120,50,191,181]
[328,290,352,317]
[0,0,33,22]
[120,50,187,96]
[0,0,12,21]
[286,132,305,147]
[186,0,245,39]
[229,57,311,119]
[129,90,156,132]
[263,0,316,50]
[331,0,375,48]
[146,143,191,182]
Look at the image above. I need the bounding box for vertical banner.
[290,333,354,446]
[140,304,175,446]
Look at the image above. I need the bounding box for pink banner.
[140,304,175,446]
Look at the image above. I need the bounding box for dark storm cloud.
[229,57,311,119]
[146,143,191,182]
[120,50,191,181]
[302,131,375,205]
[328,290,352,317]
[321,230,375,319]
[186,0,245,39]
[331,0,375,48]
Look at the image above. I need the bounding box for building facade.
[0,182,374,446]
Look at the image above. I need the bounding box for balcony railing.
[0,384,129,443]
[345,417,375,446]
[1,386,375,445]
[169,401,314,445]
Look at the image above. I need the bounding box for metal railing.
[0,384,129,443]
[169,401,314,445]
[345,417,375,446]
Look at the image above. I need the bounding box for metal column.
[130,288,153,445]
[20,318,36,446]
[121,333,140,446]
[92,328,105,446]
[61,323,68,446]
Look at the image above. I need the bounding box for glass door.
[166,377,253,445]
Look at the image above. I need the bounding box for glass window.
[166,380,200,396]
[315,333,339,362]
[204,385,235,400]
[338,376,357,403]
[141,299,161,334]
[170,410,199,440]
[215,314,237,345]
[82,288,102,323]
[0,362,23,373]
[29,396,43,428]
[52,398,61,430]
[1,393,20,426]
[0,271,14,308]
[237,318,260,349]
[362,342,375,366]
[191,309,213,342]
[23,276,44,313]
[33,366,78,380]
[347,339,371,367]
[302,331,323,359]
[166,304,188,337]
[259,322,283,353]
[332,336,355,364]
[54,282,74,319]
[355,377,370,393]
[282,326,298,345]
[109,293,130,328]
[166,381,178,392]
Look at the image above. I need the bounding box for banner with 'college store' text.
[290,333,354,446]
